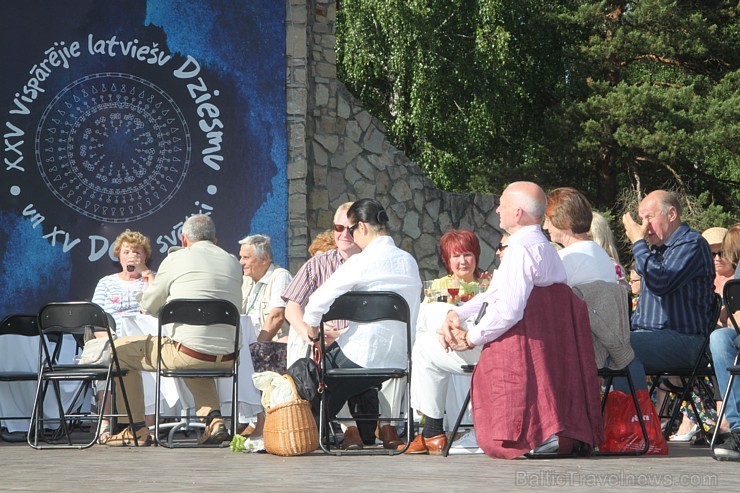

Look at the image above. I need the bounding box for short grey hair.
[656,191,683,219]
[182,214,216,242]
[238,234,273,261]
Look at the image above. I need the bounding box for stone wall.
[285,0,503,279]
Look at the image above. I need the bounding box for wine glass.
[446,278,460,303]
[423,280,435,303]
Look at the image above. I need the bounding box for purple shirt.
[455,224,567,345]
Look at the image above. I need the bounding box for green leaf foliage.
[336,0,739,213]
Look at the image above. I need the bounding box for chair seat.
[41,366,127,380]
[324,367,407,379]
[0,372,38,381]
[161,369,235,378]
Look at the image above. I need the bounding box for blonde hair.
[722,223,740,269]
[308,230,336,256]
[590,212,621,266]
[113,230,152,260]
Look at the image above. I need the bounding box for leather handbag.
[284,342,323,413]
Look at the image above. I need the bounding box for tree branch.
[635,156,686,188]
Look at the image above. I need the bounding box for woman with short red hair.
[438,229,486,283]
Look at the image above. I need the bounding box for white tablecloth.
[0,334,81,433]
[118,313,262,423]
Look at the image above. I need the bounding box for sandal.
[102,426,152,447]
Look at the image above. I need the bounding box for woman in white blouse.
[303,199,422,442]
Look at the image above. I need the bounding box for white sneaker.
[447,430,484,454]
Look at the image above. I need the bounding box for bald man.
[405,181,568,454]
[618,190,715,392]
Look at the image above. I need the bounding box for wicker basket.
[263,374,319,456]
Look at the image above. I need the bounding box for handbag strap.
[310,341,326,394]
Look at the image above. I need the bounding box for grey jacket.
[572,281,635,370]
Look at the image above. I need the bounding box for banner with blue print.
[0,0,287,315]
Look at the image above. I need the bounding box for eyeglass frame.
[333,224,348,233]
[496,243,508,252]
[711,250,723,258]
[347,223,360,237]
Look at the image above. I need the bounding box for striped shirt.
[631,223,715,335]
[281,248,349,330]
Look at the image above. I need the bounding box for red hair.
[439,229,481,276]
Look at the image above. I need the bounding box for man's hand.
[437,310,469,351]
[622,212,647,244]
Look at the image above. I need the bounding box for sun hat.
[702,227,728,246]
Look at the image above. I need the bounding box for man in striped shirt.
[281,202,371,450]
[619,190,715,391]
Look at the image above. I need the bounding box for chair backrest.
[320,291,411,326]
[37,301,116,366]
[158,298,240,328]
[157,298,241,358]
[724,280,740,335]
[572,281,634,371]
[0,314,38,337]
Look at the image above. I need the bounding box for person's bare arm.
[257,307,287,342]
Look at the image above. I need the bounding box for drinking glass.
[446,278,460,303]
[423,280,435,303]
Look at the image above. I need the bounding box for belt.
[174,342,236,363]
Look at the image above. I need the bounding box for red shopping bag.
[599,390,669,455]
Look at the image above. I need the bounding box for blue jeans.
[710,327,740,431]
[613,329,706,393]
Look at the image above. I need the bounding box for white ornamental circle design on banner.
[35,72,191,223]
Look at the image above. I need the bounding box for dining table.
[118,313,262,423]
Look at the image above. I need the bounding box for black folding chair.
[575,281,649,456]
[649,293,722,442]
[442,364,475,457]
[28,302,136,449]
[154,299,240,448]
[0,315,52,442]
[318,291,412,455]
[711,280,740,450]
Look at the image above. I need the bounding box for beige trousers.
[114,335,232,423]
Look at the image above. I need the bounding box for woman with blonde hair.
[590,212,627,287]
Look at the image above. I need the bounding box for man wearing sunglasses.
[281,202,372,450]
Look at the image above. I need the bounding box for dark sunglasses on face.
[712,250,723,258]
[333,224,348,233]
[497,243,508,252]
[347,223,360,237]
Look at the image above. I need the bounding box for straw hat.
[702,227,728,246]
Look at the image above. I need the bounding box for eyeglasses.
[333,224,348,233]
[347,223,359,237]
[712,251,723,258]
[629,278,641,284]
[496,243,508,252]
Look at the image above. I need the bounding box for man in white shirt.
[405,181,567,454]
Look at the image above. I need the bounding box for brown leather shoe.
[379,424,402,449]
[341,426,364,450]
[425,433,449,455]
[399,433,448,454]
